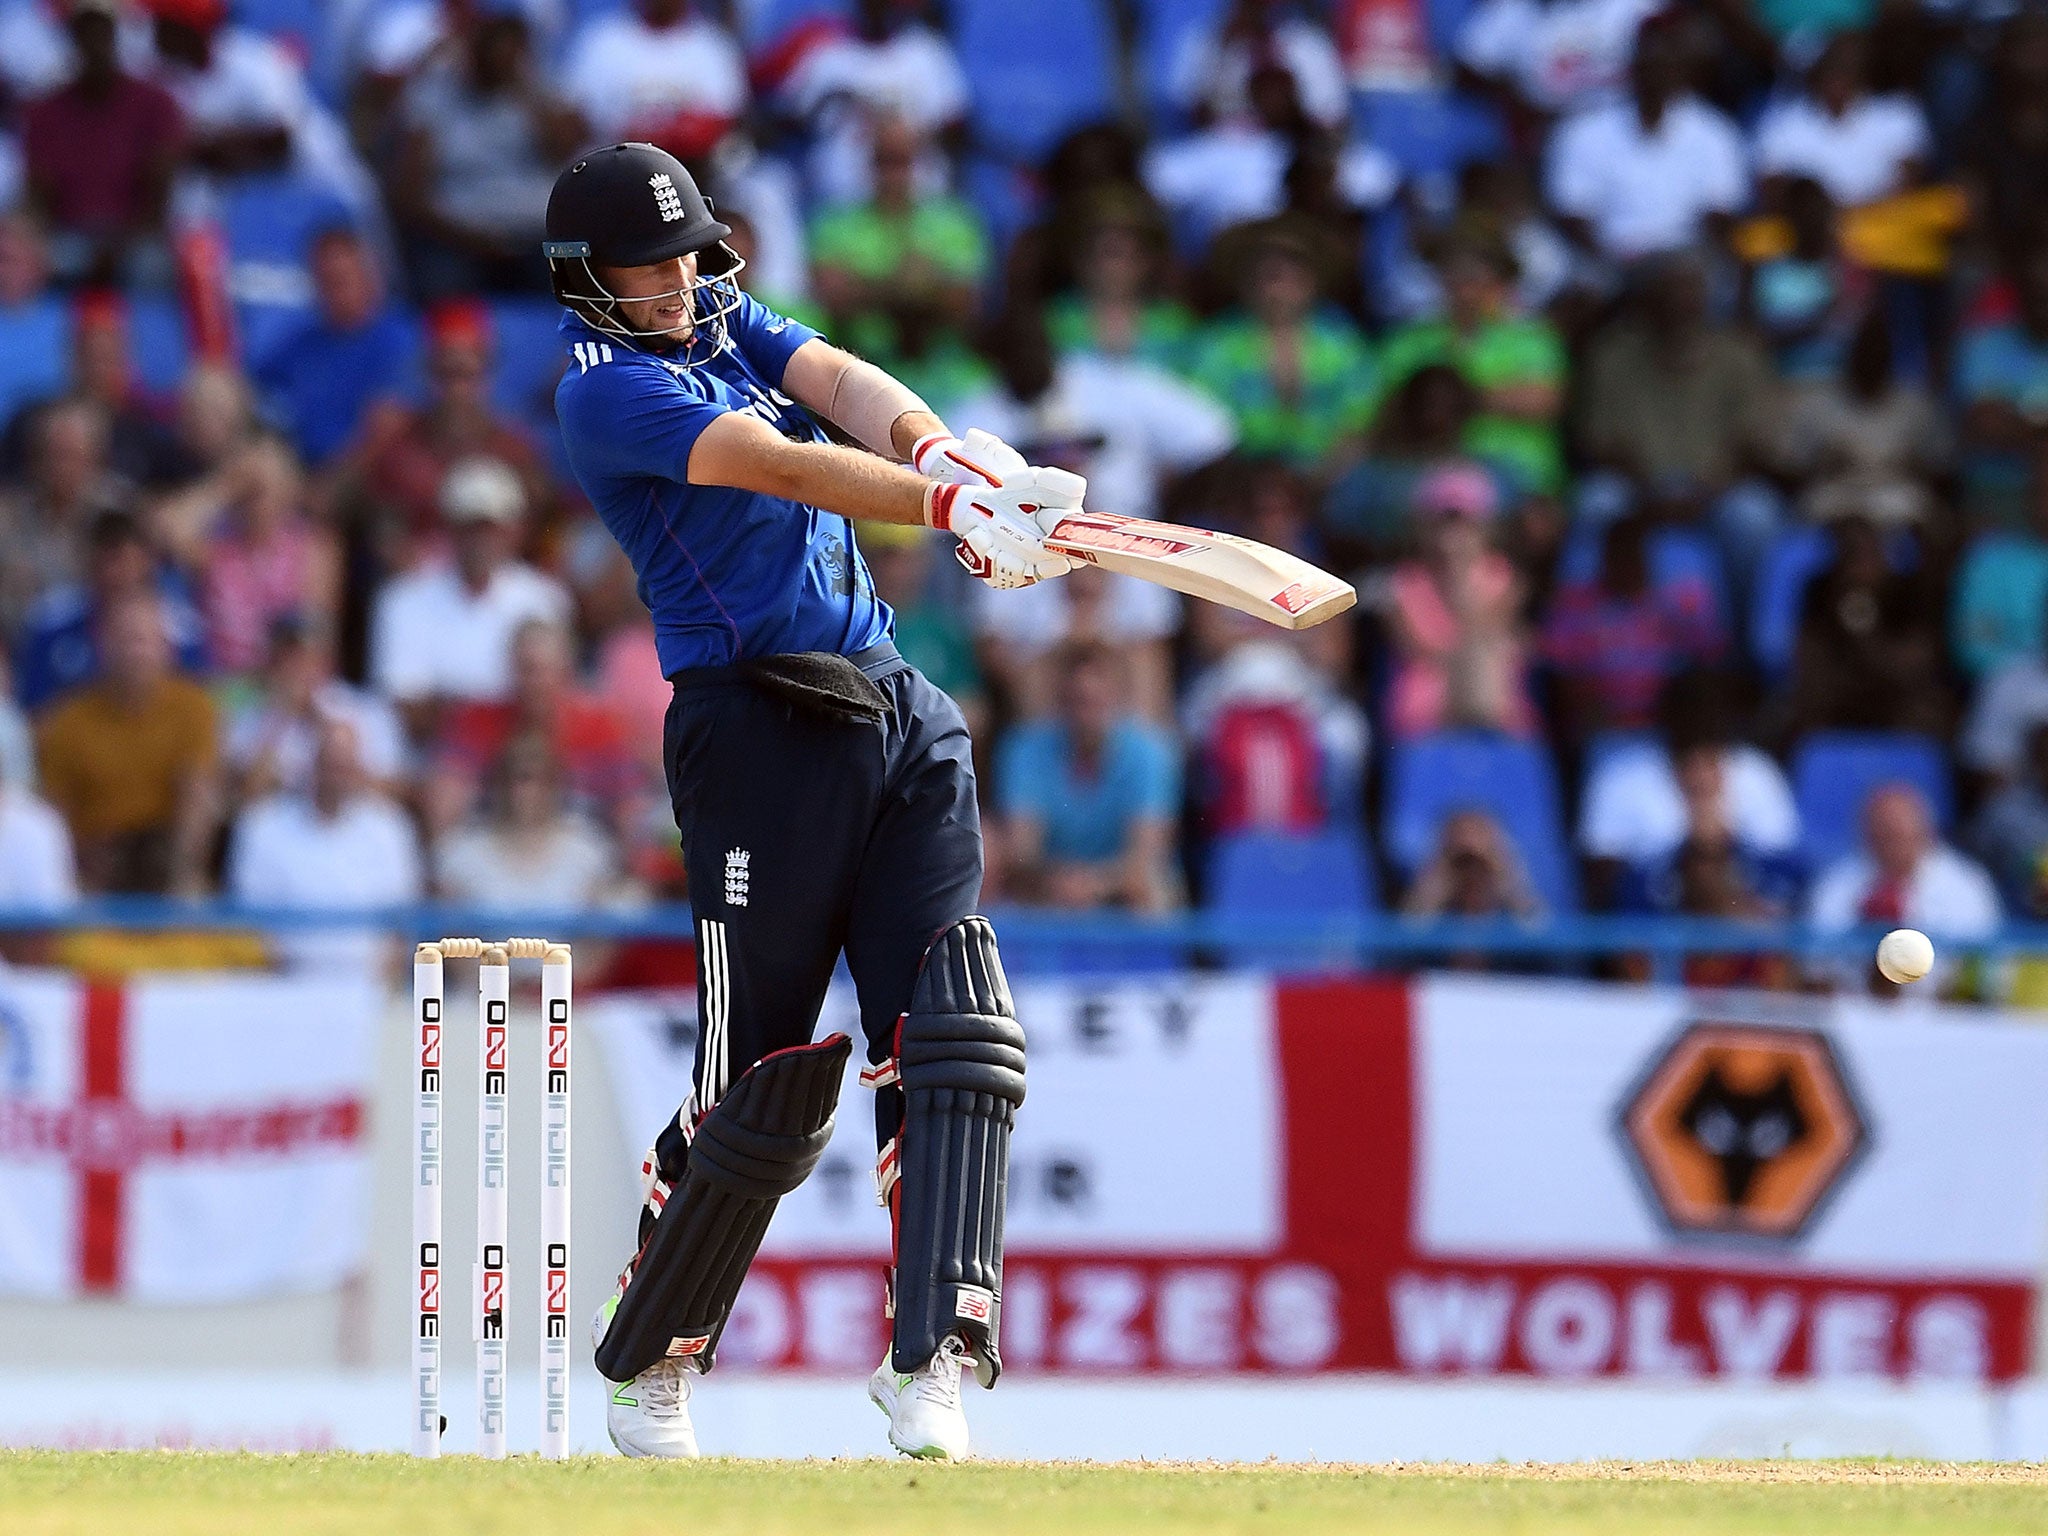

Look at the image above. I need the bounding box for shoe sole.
[871,1376,962,1460]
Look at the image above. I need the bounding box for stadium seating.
[127,296,192,400]
[1135,0,1231,128]
[1384,731,1577,911]
[1554,522,1732,633]
[1207,828,1378,972]
[951,0,1118,164]
[1792,730,1955,869]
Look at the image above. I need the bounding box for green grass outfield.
[5,1454,2048,1536]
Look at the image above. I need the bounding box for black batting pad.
[595,1032,851,1382]
[891,917,1026,1384]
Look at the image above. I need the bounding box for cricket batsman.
[546,143,1070,1459]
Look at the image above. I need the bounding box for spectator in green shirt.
[1188,228,1376,470]
[1379,231,1567,496]
[1045,210,1197,371]
[861,521,986,740]
[809,111,989,398]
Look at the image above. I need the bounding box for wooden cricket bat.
[1043,511,1357,631]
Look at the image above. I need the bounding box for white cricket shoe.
[593,1298,699,1459]
[868,1333,972,1460]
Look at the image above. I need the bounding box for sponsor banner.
[582,974,1283,1256]
[0,971,379,1301]
[586,973,2048,1382]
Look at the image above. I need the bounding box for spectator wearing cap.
[1383,466,1536,739]
[37,589,220,893]
[1541,511,1728,748]
[996,639,1182,912]
[256,226,421,468]
[391,4,586,300]
[560,0,747,158]
[21,0,182,286]
[15,508,209,710]
[1377,231,1568,498]
[367,456,570,742]
[335,298,549,564]
[228,714,422,975]
[1810,784,2000,992]
[1188,228,1376,467]
[0,213,71,437]
[810,114,989,398]
[1545,19,1749,262]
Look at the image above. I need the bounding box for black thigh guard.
[886,917,1026,1384]
[595,1032,851,1382]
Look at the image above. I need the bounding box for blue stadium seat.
[1385,731,1577,910]
[1135,0,1231,126]
[951,0,1117,163]
[126,296,191,399]
[1792,731,1954,870]
[1423,0,1484,54]
[1207,829,1377,972]
[1749,523,1832,678]
[487,298,569,425]
[1354,89,1505,183]
[742,0,852,47]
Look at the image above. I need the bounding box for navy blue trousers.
[657,644,982,1166]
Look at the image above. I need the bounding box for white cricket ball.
[1876,928,1935,984]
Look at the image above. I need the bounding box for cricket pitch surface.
[7,1453,2048,1534]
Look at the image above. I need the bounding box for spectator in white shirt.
[226,614,407,802]
[1545,18,1749,260]
[228,715,423,975]
[1457,0,1664,117]
[149,0,377,220]
[0,747,76,911]
[953,306,1237,719]
[437,731,621,909]
[368,456,571,739]
[1753,33,1930,209]
[1171,0,1350,130]
[1808,783,2001,993]
[1145,64,1394,247]
[560,0,748,158]
[783,0,969,208]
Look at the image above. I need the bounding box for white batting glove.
[923,465,1087,590]
[910,427,1027,488]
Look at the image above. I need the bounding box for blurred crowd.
[7,0,2048,993]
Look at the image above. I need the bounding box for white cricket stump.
[409,938,573,1459]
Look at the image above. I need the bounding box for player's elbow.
[687,415,813,500]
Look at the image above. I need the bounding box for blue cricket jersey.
[553,296,892,675]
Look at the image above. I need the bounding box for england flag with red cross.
[0,968,378,1301]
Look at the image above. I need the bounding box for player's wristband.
[910,432,955,477]
[923,482,961,532]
